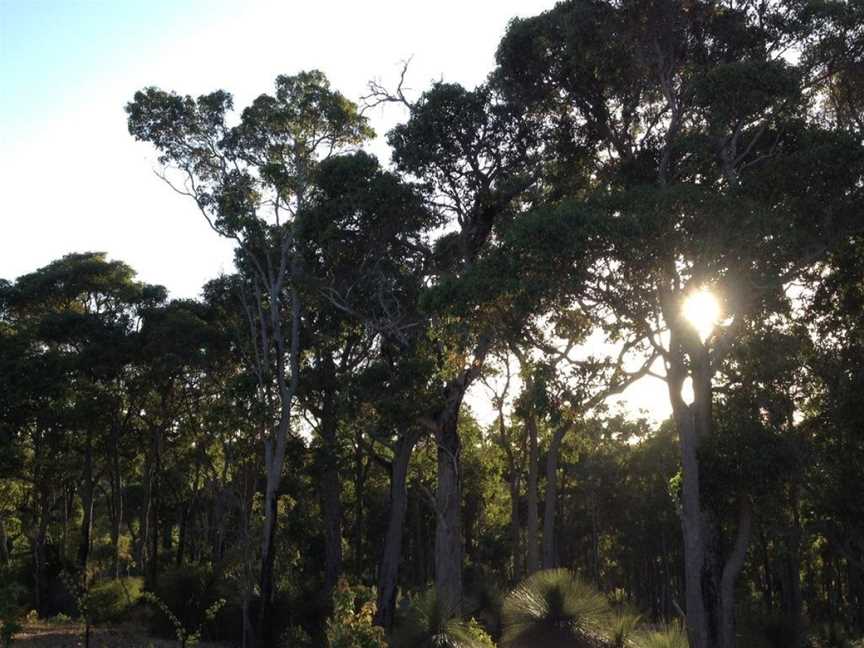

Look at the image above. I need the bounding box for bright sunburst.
[682,289,721,343]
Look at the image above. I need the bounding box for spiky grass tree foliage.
[390,588,494,648]
[609,610,641,648]
[501,569,613,648]
[634,624,688,648]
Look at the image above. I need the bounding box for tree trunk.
[375,429,420,627]
[509,472,522,580]
[109,422,123,579]
[33,479,50,616]
[542,424,569,569]
[435,404,463,616]
[780,486,804,648]
[0,515,9,566]
[78,431,94,569]
[525,409,540,575]
[720,498,752,648]
[258,463,280,645]
[668,327,711,648]
[669,324,752,648]
[319,393,343,600]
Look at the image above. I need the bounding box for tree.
[127,70,372,645]
[495,2,864,646]
[382,78,541,615]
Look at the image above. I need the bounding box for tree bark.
[542,424,570,569]
[78,430,94,569]
[525,409,540,575]
[667,325,711,648]
[435,404,463,616]
[0,515,9,566]
[319,390,343,600]
[374,429,420,627]
[720,497,752,648]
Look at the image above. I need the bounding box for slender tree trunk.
[258,477,279,645]
[33,478,50,615]
[319,391,343,599]
[0,515,9,566]
[436,406,463,616]
[668,327,711,648]
[78,431,94,568]
[509,473,522,580]
[542,424,569,569]
[109,422,123,578]
[256,273,301,648]
[719,498,752,648]
[781,486,804,648]
[525,409,540,575]
[150,427,162,586]
[375,429,420,627]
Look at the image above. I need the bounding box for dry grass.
[14,621,231,648]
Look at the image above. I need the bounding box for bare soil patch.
[14,621,232,648]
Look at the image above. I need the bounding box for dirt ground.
[14,621,233,648]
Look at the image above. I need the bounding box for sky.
[0,0,671,423]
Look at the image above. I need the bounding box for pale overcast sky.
[0,0,670,423]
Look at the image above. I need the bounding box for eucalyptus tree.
[296,149,434,602]
[127,71,372,642]
[134,298,232,585]
[803,237,864,632]
[1,253,165,604]
[381,78,542,615]
[495,2,864,646]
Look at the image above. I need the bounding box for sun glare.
[682,289,721,343]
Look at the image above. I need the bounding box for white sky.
[0,0,671,424]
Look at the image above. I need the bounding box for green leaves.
[127,71,373,240]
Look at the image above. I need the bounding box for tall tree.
[496,2,864,646]
[127,70,372,645]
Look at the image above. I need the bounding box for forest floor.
[14,620,232,647]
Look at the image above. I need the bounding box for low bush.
[86,577,144,623]
[391,587,495,648]
[0,574,24,648]
[325,578,388,648]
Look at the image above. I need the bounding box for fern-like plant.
[500,569,612,648]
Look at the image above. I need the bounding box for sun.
[682,289,721,343]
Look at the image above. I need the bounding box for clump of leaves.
[390,588,494,648]
[500,569,612,648]
[325,578,388,648]
[142,591,225,648]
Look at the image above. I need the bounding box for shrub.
[148,565,224,638]
[142,591,225,648]
[609,610,641,648]
[500,568,612,648]
[0,575,24,648]
[325,578,388,648]
[391,587,495,648]
[634,623,689,648]
[85,577,144,623]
